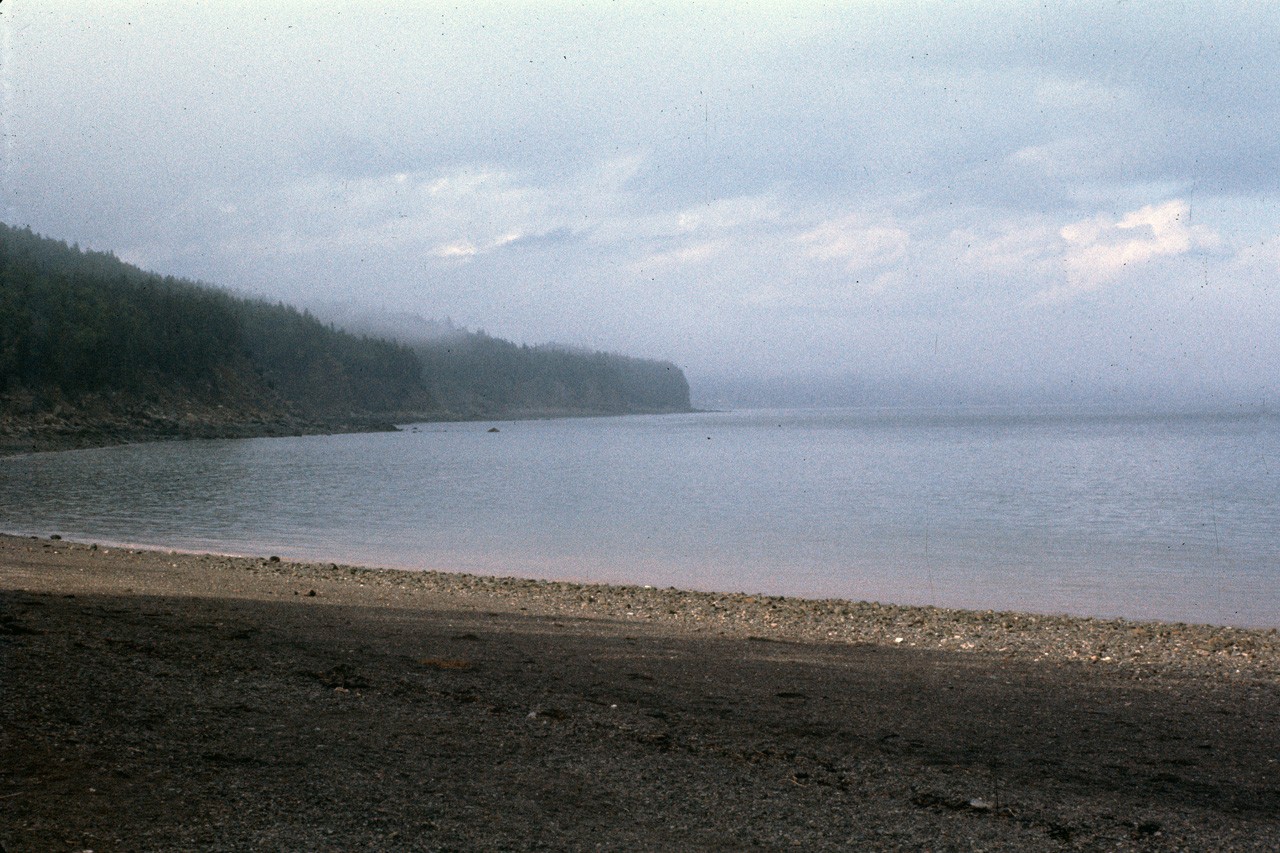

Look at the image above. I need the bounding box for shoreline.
[0,417,401,459]
[0,407,696,459]
[3,533,1279,851]
[7,533,1277,683]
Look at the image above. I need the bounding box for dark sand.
[2,534,1278,851]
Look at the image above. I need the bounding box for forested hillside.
[0,225,691,453]
[0,224,432,447]
[416,332,690,418]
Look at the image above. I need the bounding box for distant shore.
[0,405,695,458]
[0,403,401,458]
[4,533,1278,851]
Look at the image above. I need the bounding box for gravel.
[3,534,1278,852]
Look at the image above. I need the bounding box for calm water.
[2,408,1277,627]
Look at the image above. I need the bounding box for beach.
[2,533,1278,851]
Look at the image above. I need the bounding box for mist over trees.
[303,303,691,417]
[0,224,691,449]
[414,332,690,418]
[0,224,432,418]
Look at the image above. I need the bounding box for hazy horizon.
[3,2,1278,411]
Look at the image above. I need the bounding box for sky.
[2,1,1279,408]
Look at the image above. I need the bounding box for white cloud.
[1036,200,1221,303]
[432,241,477,259]
[639,241,725,269]
[675,195,781,234]
[205,166,571,269]
[797,215,909,271]
[952,221,1058,278]
[597,191,781,249]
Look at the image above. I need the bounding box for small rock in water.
[487,426,500,433]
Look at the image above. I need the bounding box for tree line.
[0,224,431,417]
[416,331,690,417]
[0,224,691,424]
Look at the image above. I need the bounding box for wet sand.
[2,533,1278,851]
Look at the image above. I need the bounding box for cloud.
[432,241,477,260]
[639,241,725,270]
[951,220,1058,279]
[1036,200,1221,303]
[5,2,1280,398]
[797,215,910,271]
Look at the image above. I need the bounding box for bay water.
[2,407,1277,627]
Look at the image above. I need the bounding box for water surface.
[2,407,1277,627]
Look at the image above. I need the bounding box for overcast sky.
[3,1,1278,405]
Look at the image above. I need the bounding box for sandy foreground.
[1,533,1278,852]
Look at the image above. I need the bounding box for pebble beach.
[3,533,1279,851]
